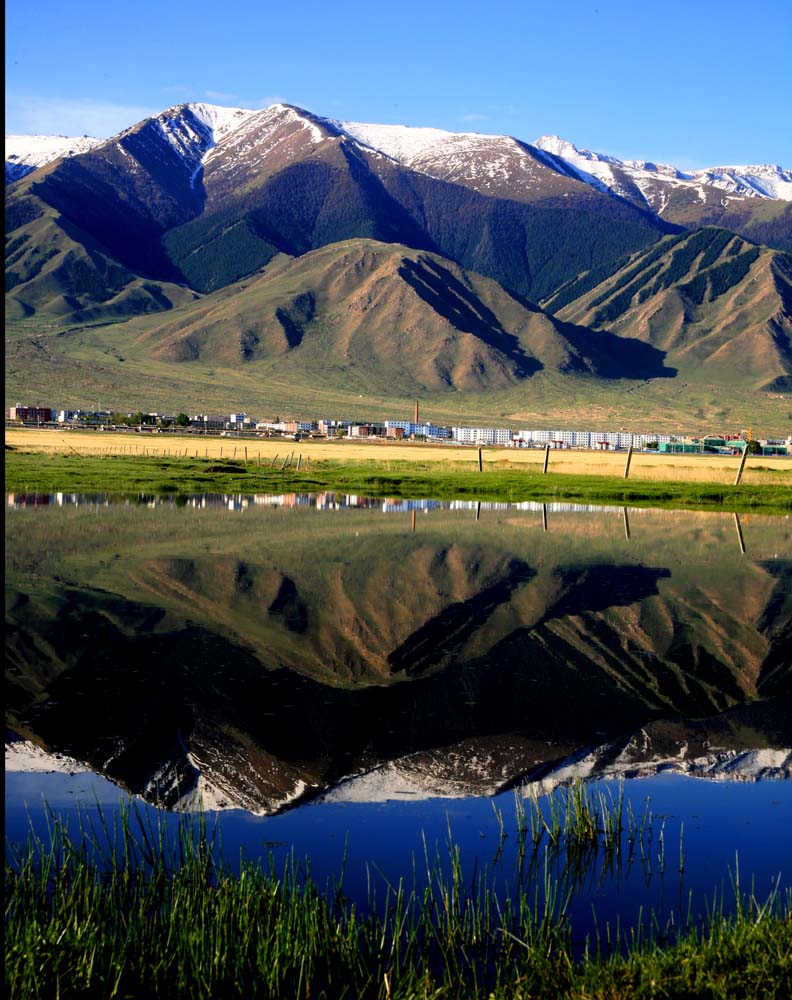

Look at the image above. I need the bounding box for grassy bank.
[5,447,792,513]
[6,792,791,1000]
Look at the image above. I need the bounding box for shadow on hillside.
[560,320,678,379]
[398,257,542,376]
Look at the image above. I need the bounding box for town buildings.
[6,404,791,454]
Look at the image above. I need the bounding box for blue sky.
[6,0,791,168]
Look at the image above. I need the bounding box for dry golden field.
[6,427,791,486]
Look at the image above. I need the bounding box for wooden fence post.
[623,446,633,480]
[734,447,749,486]
[478,447,483,472]
[543,444,550,474]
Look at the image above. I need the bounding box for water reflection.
[8,490,650,514]
[5,495,791,817]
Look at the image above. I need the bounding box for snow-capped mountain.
[334,119,567,200]
[8,104,790,207]
[526,739,792,793]
[5,133,104,182]
[112,102,257,187]
[6,100,792,328]
[11,727,787,817]
[119,102,255,162]
[533,134,792,212]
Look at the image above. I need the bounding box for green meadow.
[5,449,792,513]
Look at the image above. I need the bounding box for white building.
[385,420,451,439]
[452,426,512,445]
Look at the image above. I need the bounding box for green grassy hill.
[128,239,674,394]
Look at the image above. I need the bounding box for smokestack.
[414,399,419,424]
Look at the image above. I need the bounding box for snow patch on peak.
[239,103,328,143]
[335,121,465,162]
[533,134,792,203]
[5,133,104,181]
[692,165,792,200]
[333,121,550,195]
[534,134,582,160]
[183,103,256,143]
[5,737,90,773]
[534,135,620,166]
[524,744,792,792]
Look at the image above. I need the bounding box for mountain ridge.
[550,227,792,391]
[6,101,792,421]
[8,105,791,203]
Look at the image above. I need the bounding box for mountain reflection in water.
[5,494,791,813]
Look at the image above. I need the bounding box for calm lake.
[6,492,791,942]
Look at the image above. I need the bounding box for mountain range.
[5,102,792,420]
[5,501,790,813]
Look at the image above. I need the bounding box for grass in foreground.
[5,450,792,513]
[5,793,792,999]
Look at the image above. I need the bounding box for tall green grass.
[6,787,791,999]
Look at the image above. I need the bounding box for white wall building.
[452,426,512,445]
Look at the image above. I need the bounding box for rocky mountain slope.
[5,134,104,183]
[6,102,792,411]
[5,102,671,321]
[530,135,792,253]
[131,239,673,392]
[545,227,792,391]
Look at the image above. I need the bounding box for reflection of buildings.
[7,490,652,518]
[382,499,442,513]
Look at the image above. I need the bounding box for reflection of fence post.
[623,446,633,480]
[734,447,749,485]
[478,448,483,472]
[411,509,416,532]
[543,444,550,474]
[623,507,631,541]
[475,501,480,521]
[734,512,746,555]
[542,503,548,532]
